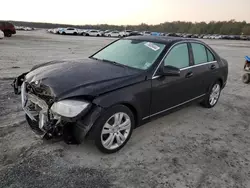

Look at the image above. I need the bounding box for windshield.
[92,39,165,70]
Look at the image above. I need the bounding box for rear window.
[207,49,216,62]
[191,43,208,65]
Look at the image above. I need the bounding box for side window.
[164,43,189,69]
[207,49,215,62]
[191,43,207,65]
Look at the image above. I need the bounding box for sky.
[1,0,250,25]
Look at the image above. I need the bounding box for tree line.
[4,19,250,35]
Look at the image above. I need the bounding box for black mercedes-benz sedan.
[13,36,228,153]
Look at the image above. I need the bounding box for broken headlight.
[51,100,90,118]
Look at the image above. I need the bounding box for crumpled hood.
[25,58,145,100]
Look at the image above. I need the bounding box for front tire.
[201,81,221,108]
[4,31,12,37]
[94,105,134,154]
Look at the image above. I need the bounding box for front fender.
[73,105,104,142]
[92,80,151,126]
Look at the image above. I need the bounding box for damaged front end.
[13,75,67,139]
[12,73,102,144]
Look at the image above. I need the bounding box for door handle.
[185,72,193,78]
[210,64,216,70]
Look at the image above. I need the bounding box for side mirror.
[160,65,180,76]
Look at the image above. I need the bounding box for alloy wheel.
[101,112,131,150]
[209,83,221,106]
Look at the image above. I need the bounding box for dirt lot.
[0,30,250,188]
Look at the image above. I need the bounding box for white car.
[119,30,132,37]
[86,30,102,37]
[203,35,210,39]
[214,35,222,40]
[24,27,33,31]
[141,31,151,36]
[59,28,78,35]
[105,30,120,37]
[0,30,4,39]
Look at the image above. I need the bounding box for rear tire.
[94,105,135,154]
[242,73,250,84]
[201,81,221,108]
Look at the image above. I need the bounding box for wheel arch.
[217,77,223,87]
[119,102,139,127]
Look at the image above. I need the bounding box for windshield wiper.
[101,59,127,68]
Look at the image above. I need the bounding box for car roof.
[125,35,202,45]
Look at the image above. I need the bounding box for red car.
[0,21,16,37]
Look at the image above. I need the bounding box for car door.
[189,42,218,95]
[151,42,201,115]
[90,31,96,36]
[67,28,74,34]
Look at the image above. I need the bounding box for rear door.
[66,28,72,34]
[89,31,96,36]
[189,42,218,94]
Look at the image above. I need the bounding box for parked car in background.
[59,28,78,35]
[240,35,248,40]
[105,30,120,37]
[86,30,102,37]
[0,21,16,37]
[0,30,4,39]
[191,34,199,38]
[54,28,64,34]
[102,30,111,36]
[198,34,204,39]
[47,29,53,33]
[151,32,161,36]
[119,30,132,37]
[214,35,222,39]
[78,29,88,36]
[203,35,210,39]
[141,31,151,36]
[128,31,142,36]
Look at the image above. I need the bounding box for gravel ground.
[0,30,250,188]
